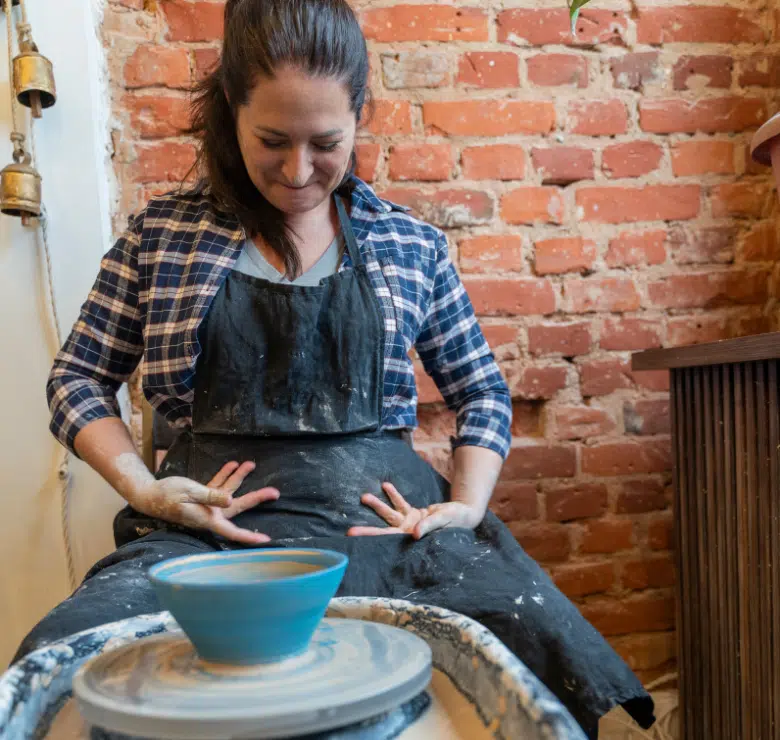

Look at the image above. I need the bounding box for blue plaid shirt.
[47,178,512,459]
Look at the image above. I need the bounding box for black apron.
[20,197,655,736]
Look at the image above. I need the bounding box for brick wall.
[103,0,780,683]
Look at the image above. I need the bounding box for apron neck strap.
[335,194,363,268]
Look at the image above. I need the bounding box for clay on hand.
[347,482,482,540]
[120,456,279,545]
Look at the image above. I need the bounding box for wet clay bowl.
[148,548,348,665]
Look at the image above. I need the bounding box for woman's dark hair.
[190,0,370,278]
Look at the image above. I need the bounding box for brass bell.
[13,26,56,119]
[0,133,41,224]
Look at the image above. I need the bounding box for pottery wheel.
[72,618,432,740]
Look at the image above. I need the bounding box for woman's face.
[235,65,358,216]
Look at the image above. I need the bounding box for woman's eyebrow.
[255,127,343,138]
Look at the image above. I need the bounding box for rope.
[20,31,78,591]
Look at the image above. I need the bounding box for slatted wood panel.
[672,361,780,740]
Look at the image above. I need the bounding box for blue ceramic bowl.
[148,548,348,665]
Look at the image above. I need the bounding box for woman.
[17,0,654,734]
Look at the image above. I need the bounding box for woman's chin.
[268,185,329,214]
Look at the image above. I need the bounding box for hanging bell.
[13,26,56,119]
[0,133,41,224]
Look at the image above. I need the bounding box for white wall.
[0,0,121,666]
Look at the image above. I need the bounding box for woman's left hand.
[347,482,483,540]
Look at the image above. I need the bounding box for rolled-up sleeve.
[414,232,512,459]
[47,216,145,453]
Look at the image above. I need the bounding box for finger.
[414,510,452,540]
[209,517,271,545]
[220,461,257,494]
[207,461,240,489]
[360,494,404,525]
[347,526,405,537]
[382,482,411,514]
[224,487,280,518]
[181,480,232,508]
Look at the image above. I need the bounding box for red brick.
[124,93,190,139]
[510,523,571,562]
[673,55,732,90]
[580,358,633,397]
[554,406,616,440]
[601,318,663,352]
[568,100,627,136]
[380,188,493,227]
[606,230,667,268]
[580,594,675,636]
[501,187,564,225]
[622,556,676,590]
[668,225,736,264]
[528,322,592,358]
[739,53,780,88]
[163,0,224,42]
[711,181,771,219]
[355,143,381,183]
[481,324,520,353]
[133,141,196,184]
[648,514,673,550]
[667,316,730,347]
[565,278,641,313]
[424,101,555,137]
[381,51,450,89]
[611,52,661,90]
[552,562,614,597]
[638,7,765,44]
[577,185,700,224]
[497,8,628,47]
[124,45,191,89]
[580,519,634,554]
[460,236,524,273]
[414,405,456,442]
[610,632,676,672]
[461,145,526,181]
[364,100,413,136]
[582,439,672,476]
[512,401,543,437]
[632,370,670,393]
[647,271,769,310]
[361,5,489,42]
[639,97,766,134]
[505,364,569,400]
[532,147,594,185]
[463,278,556,316]
[527,54,588,88]
[742,222,780,261]
[624,399,671,435]
[502,444,577,480]
[457,52,519,89]
[534,237,596,276]
[671,140,735,176]
[388,143,453,182]
[547,483,608,522]
[416,446,452,478]
[490,482,539,522]
[192,47,219,81]
[602,141,663,179]
[414,363,443,404]
[617,479,668,514]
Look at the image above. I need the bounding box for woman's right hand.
[127,461,279,545]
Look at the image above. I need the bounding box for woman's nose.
[282,147,313,187]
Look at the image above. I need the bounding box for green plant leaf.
[567,0,592,36]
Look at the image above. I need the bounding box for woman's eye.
[315,142,341,152]
[261,139,285,149]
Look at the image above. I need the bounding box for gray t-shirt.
[234,236,343,286]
